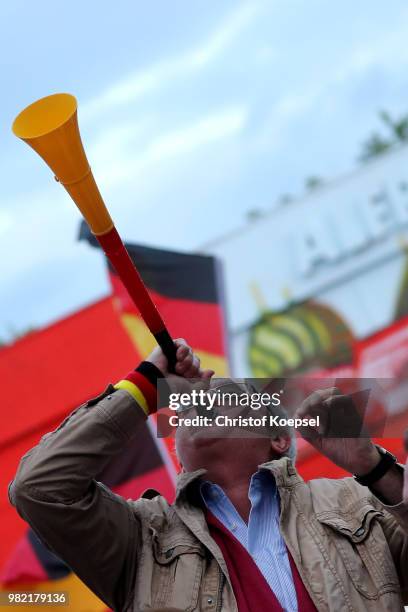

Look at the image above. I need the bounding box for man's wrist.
[136,361,165,385]
[353,445,381,477]
[114,361,164,416]
[368,463,404,506]
[354,445,398,489]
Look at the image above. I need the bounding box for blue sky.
[2,0,408,340]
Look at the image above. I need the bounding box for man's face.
[174,379,277,472]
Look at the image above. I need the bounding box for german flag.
[79,220,228,377]
[1,226,228,611]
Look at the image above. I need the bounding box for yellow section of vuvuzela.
[12,92,178,368]
[12,93,113,235]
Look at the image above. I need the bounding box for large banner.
[206,145,408,393]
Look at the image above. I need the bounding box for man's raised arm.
[9,339,212,612]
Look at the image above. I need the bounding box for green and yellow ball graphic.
[248,301,354,377]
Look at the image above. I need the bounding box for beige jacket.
[9,385,408,612]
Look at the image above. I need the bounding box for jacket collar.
[175,468,207,502]
[258,456,303,487]
[174,456,302,503]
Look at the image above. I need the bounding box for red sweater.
[206,510,317,612]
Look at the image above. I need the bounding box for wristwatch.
[354,445,397,487]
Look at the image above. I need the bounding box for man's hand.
[147,338,214,392]
[295,387,380,475]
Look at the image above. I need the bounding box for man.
[10,340,408,611]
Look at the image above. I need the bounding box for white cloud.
[0,189,78,284]
[140,107,247,163]
[88,119,149,169]
[81,2,260,121]
[92,106,248,189]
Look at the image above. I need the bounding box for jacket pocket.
[317,507,400,599]
[151,535,205,611]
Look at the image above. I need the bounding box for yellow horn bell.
[12,93,113,235]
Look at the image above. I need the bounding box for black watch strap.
[354,446,397,487]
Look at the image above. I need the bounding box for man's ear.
[270,435,291,457]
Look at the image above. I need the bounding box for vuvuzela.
[13,93,177,368]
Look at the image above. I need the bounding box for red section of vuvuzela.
[96,227,166,335]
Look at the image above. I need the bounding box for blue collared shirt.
[200,469,298,612]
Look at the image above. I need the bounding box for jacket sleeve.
[9,386,147,612]
[377,508,408,595]
[369,468,408,593]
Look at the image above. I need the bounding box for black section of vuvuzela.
[154,329,177,372]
